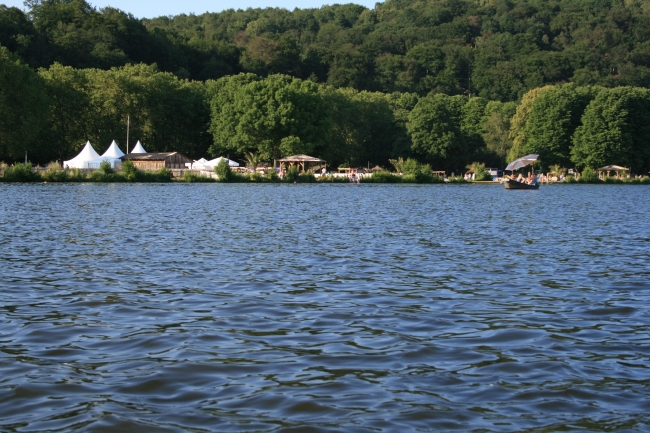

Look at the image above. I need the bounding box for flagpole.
[126,115,130,154]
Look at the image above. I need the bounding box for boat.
[504,178,539,189]
[504,154,540,190]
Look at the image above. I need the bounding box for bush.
[4,163,41,182]
[42,162,68,182]
[296,172,316,183]
[641,177,650,184]
[284,165,299,182]
[215,159,232,182]
[249,171,263,182]
[603,176,623,184]
[265,169,280,182]
[466,161,493,181]
[99,160,114,175]
[183,172,214,182]
[121,160,138,181]
[578,167,601,183]
[363,171,403,183]
[154,167,173,182]
[318,174,349,183]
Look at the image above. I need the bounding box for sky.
[2,0,381,19]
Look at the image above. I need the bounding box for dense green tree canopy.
[407,94,466,170]
[521,84,601,169]
[0,46,48,160]
[3,0,650,101]
[572,86,650,172]
[208,74,330,161]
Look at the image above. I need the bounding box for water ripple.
[0,183,649,431]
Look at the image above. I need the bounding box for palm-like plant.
[389,157,405,173]
[244,151,262,170]
[549,164,566,178]
[465,161,485,175]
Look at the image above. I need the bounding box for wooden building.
[277,154,326,172]
[121,152,192,171]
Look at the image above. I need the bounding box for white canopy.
[208,157,239,167]
[87,140,125,169]
[185,157,210,169]
[131,140,147,154]
[63,141,101,169]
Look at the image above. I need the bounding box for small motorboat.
[504,178,539,189]
[504,154,540,190]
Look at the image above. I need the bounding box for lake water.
[1,183,649,432]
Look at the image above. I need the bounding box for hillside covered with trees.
[4,0,650,99]
[1,0,650,174]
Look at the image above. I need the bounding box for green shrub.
[603,176,623,184]
[296,172,316,183]
[99,160,114,175]
[265,169,280,182]
[42,162,68,182]
[466,161,493,181]
[641,177,650,184]
[447,177,467,183]
[318,174,349,183]
[154,167,173,182]
[4,163,41,182]
[362,171,402,183]
[473,171,494,181]
[215,159,232,182]
[578,167,601,183]
[249,171,263,182]
[121,160,138,181]
[285,165,299,182]
[183,172,214,182]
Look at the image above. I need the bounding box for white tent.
[185,157,210,169]
[207,157,239,168]
[87,140,125,169]
[63,141,101,169]
[130,140,147,154]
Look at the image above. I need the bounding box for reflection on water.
[1,183,649,432]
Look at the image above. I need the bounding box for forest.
[1,0,650,173]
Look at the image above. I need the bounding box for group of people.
[511,172,538,185]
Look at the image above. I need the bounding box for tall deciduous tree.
[208,74,330,161]
[0,46,49,161]
[507,85,554,161]
[481,100,517,166]
[38,62,92,162]
[571,87,650,173]
[522,84,601,169]
[407,93,466,170]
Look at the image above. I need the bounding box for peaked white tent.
[185,157,210,170]
[63,141,101,169]
[207,157,239,168]
[88,140,125,169]
[131,140,147,154]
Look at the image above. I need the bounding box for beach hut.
[63,141,101,169]
[597,165,629,179]
[87,140,125,169]
[278,154,325,172]
[121,152,192,170]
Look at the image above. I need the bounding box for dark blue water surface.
[1,183,649,432]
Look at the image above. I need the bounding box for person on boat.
[517,173,523,182]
